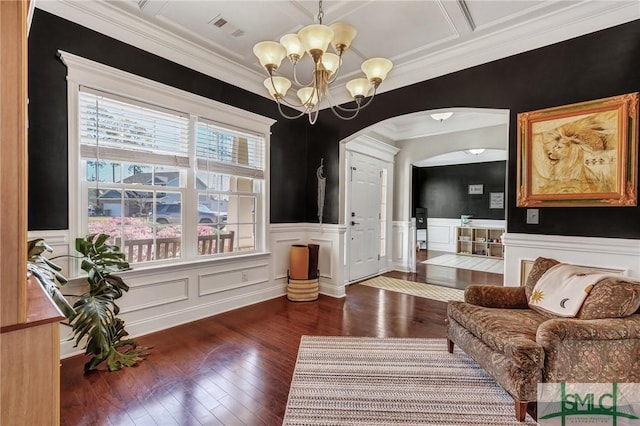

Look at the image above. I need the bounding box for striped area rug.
[422,254,504,274]
[359,276,464,302]
[283,337,537,425]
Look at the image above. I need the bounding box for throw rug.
[283,337,537,425]
[422,254,504,274]
[359,276,464,302]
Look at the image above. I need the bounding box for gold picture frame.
[517,93,638,207]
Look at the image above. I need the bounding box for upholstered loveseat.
[447,257,640,422]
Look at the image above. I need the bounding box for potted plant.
[27,234,147,372]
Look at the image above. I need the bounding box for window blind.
[79,88,190,167]
[196,119,265,179]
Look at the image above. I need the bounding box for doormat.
[358,276,463,302]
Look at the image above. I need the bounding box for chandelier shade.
[280,34,305,63]
[297,24,334,59]
[361,58,393,85]
[297,87,319,108]
[346,78,372,98]
[264,76,291,99]
[253,41,287,70]
[253,0,392,124]
[329,22,357,53]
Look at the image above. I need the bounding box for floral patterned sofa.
[447,257,640,422]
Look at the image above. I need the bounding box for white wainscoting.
[391,220,415,272]
[270,223,346,298]
[502,233,640,287]
[31,224,345,358]
[426,218,506,253]
[391,218,506,268]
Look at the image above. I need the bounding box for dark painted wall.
[28,10,640,238]
[413,161,506,220]
[28,10,313,229]
[314,20,640,239]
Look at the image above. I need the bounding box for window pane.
[225,195,256,252]
[87,188,183,263]
[196,171,230,191]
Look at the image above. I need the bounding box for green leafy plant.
[27,234,147,372]
[27,238,75,318]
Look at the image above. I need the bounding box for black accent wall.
[314,20,640,239]
[413,161,506,220]
[28,10,640,239]
[28,10,316,229]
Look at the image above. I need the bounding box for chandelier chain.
[317,0,324,24]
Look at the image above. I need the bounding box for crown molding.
[36,1,639,109]
[378,1,640,98]
[36,0,268,97]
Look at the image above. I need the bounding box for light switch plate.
[526,209,539,225]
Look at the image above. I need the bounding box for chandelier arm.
[308,105,320,125]
[292,62,316,87]
[328,104,362,121]
[275,95,308,109]
[326,85,378,112]
[276,100,311,120]
[326,53,344,85]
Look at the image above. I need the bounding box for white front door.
[349,151,381,281]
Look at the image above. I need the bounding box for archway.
[339,107,509,282]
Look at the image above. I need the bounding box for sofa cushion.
[448,301,546,369]
[576,277,640,319]
[524,257,560,301]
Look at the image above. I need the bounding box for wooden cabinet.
[1,2,63,425]
[456,226,504,259]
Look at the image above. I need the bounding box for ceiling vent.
[209,14,244,38]
[137,0,166,16]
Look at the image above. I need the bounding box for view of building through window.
[80,89,264,264]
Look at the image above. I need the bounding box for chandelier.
[253,0,393,124]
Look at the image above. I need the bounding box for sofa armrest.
[464,285,528,309]
[536,315,640,382]
[537,315,640,345]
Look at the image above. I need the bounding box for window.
[64,51,273,267]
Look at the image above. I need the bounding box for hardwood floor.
[60,251,503,425]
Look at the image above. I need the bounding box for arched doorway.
[340,108,509,283]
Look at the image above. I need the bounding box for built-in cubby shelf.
[456,226,504,259]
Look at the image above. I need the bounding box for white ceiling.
[35,0,639,164]
[38,0,639,108]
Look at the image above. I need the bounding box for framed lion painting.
[517,93,639,207]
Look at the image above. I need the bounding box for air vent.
[209,14,244,38]
[213,17,227,28]
[137,0,166,16]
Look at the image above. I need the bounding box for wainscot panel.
[270,223,346,298]
[122,277,189,314]
[502,233,640,287]
[198,263,269,297]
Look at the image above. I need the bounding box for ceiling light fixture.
[466,149,486,155]
[253,0,393,124]
[430,112,453,122]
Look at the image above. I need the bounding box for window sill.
[116,251,272,278]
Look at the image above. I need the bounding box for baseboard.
[60,284,285,358]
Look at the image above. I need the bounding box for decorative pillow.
[524,257,560,300]
[576,277,640,319]
[528,264,611,318]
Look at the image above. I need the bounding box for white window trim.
[60,50,274,271]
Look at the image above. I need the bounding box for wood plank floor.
[60,251,503,426]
